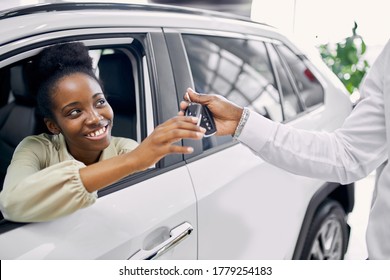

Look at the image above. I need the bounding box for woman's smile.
[85,124,110,140]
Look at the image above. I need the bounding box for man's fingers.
[185,88,207,105]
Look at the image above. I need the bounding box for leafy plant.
[318,22,370,94]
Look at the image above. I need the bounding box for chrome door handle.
[129,222,193,260]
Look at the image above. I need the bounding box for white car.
[0,2,354,259]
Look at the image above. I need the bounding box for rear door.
[167,29,331,259]
[0,28,197,259]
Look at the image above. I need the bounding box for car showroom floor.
[344,172,375,260]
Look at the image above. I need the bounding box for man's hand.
[179,88,243,136]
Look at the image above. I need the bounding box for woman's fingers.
[159,116,204,132]
[153,116,205,144]
[131,115,207,172]
[179,100,188,114]
[167,144,194,154]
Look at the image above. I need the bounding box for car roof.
[0,2,257,23]
[0,2,306,58]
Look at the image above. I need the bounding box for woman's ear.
[44,118,61,135]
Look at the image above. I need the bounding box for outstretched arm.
[180,47,388,185]
[80,115,205,192]
[0,115,205,222]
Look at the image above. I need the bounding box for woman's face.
[46,72,113,162]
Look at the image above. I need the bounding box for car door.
[0,29,197,259]
[167,29,339,259]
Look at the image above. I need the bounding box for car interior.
[97,49,138,140]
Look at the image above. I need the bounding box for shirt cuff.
[236,110,278,154]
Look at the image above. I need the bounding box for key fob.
[185,102,217,137]
[200,105,217,137]
[185,103,202,126]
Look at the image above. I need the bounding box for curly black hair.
[34,42,102,119]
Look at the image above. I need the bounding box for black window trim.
[266,41,327,123]
[274,43,326,112]
[265,42,287,121]
[273,43,307,112]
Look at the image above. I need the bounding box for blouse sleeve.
[0,137,97,222]
[114,137,139,155]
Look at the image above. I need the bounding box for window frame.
[267,41,326,122]
[274,43,325,110]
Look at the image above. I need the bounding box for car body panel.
[0,167,197,259]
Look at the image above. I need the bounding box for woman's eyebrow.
[93,92,104,99]
[61,101,80,113]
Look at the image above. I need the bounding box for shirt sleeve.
[237,40,390,185]
[0,137,97,222]
[115,137,139,155]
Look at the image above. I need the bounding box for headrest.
[10,65,36,106]
[98,51,135,113]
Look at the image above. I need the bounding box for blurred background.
[2,0,389,260]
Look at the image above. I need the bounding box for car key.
[185,102,202,126]
[185,92,217,137]
[200,105,217,137]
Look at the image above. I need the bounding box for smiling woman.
[0,42,205,223]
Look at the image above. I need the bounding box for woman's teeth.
[88,126,106,137]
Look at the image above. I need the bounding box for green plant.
[318,22,370,94]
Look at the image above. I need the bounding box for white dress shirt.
[237,40,390,259]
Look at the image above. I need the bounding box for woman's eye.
[68,109,81,117]
[96,99,106,107]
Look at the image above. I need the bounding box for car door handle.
[129,222,193,260]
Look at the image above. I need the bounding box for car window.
[0,40,147,196]
[275,44,324,108]
[182,34,283,123]
[267,44,304,121]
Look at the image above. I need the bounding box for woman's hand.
[179,88,243,136]
[129,115,205,172]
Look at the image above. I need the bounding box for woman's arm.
[0,115,204,222]
[80,115,204,192]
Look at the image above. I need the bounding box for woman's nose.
[85,109,102,125]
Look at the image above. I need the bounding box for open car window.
[0,39,148,196]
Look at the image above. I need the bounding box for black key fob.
[200,105,217,137]
[185,102,217,137]
[185,103,202,126]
